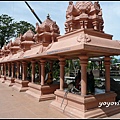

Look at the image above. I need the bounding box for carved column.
[84,20,88,29]
[92,21,98,30]
[4,63,7,76]
[16,62,20,79]
[40,59,46,85]
[1,64,2,75]
[8,63,10,77]
[79,55,88,96]
[31,60,36,83]
[38,61,41,82]
[69,22,73,32]
[104,56,111,92]
[14,63,17,78]
[1,64,3,75]
[22,61,27,80]
[59,57,66,90]
[3,63,5,75]
[20,63,22,79]
[80,21,84,29]
[11,62,14,78]
[2,63,3,75]
[0,64,1,78]
[0,64,1,77]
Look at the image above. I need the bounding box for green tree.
[45,60,60,80]
[65,59,80,76]
[111,56,118,64]
[0,14,16,48]
[0,14,35,49]
[14,21,35,36]
[52,60,60,80]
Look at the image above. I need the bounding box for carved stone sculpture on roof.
[20,29,35,52]
[66,1,77,19]
[10,37,21,55]
[34,14,60,46]
[64,1,104,33]
[34,14,60,54]
[7,40,12,49]
[2,43,10,57]
[0,47,4,58]
[1,46,4,56]
[0,46,4,59]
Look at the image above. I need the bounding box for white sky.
[1,1,120,58]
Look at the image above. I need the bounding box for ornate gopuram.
[0,1,120,118]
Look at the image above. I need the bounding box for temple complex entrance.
[0,1,120,118]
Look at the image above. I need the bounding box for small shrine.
[49,1,120,118]
[0,1,120,118]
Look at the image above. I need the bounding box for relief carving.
[37,41,54,54]
[94,1,100,11]
[37,45,44,54]
[45,42,54,52]
[77,33,91,43]
[18,51,24,58]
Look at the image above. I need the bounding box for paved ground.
[0,81,120,119]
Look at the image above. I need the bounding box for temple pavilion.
[0,1,120,118]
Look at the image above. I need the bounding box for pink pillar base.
[26,82,68,101]
[4,76,15,86]
[0,75,6,83]
[50,89,120,118]
[12,79,29,92]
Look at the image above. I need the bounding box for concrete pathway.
[0,81,120,119]
[0,82,69,119]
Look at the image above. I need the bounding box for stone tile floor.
[0,80,120,119]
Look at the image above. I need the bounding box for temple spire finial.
[47,14,50,19]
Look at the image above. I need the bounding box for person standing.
[89,70,95,94]
[75,70,81,89]
[45,70,53,85]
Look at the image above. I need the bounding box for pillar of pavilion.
[0,63,4,83]
[3,63,7,82]
[3,38,19,86]
[12,30,35,92]
[25,15,67,101]
[50,1,120,118]
[0,44,10,83]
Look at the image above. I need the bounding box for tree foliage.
[65,59,80,76]
[0,14,35,49]
[111,56,118,64]
[0,14,16,48]
[14,21,35,36]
